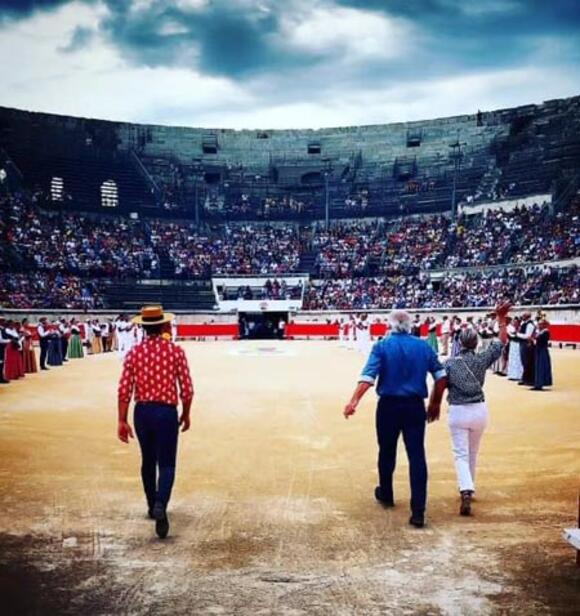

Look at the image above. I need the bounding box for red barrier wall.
[285,322,580,343]
[177,324,239,338]
[24,322,580,344]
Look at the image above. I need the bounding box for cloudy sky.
[0,0,579,129]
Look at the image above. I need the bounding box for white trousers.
[448,402,488,493]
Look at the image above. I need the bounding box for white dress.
[356,321,372,355]
[507,325,523,380]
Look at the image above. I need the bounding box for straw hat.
[132,305,174,326]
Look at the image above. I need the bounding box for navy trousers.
[376,396,428,513]
[134,402,179,510]
[39,338,48,369]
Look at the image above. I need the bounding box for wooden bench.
[563,495,580,566]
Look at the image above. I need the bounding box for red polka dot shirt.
[118,337,194,406]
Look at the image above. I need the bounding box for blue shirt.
[359,332,446,398]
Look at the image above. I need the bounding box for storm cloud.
[0,0,578,128]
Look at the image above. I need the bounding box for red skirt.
[23,344,38,374]
[4,344,25,380]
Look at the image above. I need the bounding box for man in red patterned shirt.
[117,305,193,539]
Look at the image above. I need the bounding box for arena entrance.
[238,311,287,339]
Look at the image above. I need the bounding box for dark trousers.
[61,338,69,360]
[134,402,179,510]
[520,342,535,385]
[376,396,428,513]
[39,339,49,369]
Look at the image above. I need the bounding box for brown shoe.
[460,491,473,516]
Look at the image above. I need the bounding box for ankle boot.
[460,490,473,516]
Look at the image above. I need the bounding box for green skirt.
[427,331,439,353]
[68,334,84,359]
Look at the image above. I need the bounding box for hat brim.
[132,312,175,325]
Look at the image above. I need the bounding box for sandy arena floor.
[0,340,579,615]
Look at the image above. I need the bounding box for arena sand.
[0,341,578,615]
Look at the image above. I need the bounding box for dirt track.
[0,341,579,615]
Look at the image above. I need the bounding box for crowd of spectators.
[203,191,314,220]
[0,273,104,309]
[1,191,579,309]
[303,265,579,310]
[150,222,301,278]
[312,220,385,278]
[1,195,159,278]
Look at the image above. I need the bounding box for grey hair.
[459,328,479,350]
[388,310,412,333]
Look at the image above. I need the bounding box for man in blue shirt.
[344,310,447,528]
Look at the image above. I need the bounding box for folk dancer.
[517,312,536,386]
[117,305,194,539]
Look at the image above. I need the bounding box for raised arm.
[479,301,511,368]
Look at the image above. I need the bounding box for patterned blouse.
[118,337,194,406]
[444,340,503,405]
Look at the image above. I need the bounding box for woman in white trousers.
[428,302,510,516]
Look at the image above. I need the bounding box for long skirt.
[23,344,38,373]
[4,344,25,380]
[534,347,553,389]
[47,338,63,366]
[91,336,103,354]
[520,342,535,385]
[68,334,84,359]
[507,341,523,380]
[427,332,439,354]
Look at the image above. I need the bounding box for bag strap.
[457,356,484,395]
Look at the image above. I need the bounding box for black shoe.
[153,503,169,539]
[529,387,544,391]
[41,367,49,371]
[147,508,155,520]
[374,486,394,507]
[156,515,169,539]
[409,512,425,528]
[460,490,473,516]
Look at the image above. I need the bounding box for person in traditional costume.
[347,315,356,350]
[506,317,523,381]
[490,318,505,375]
[450,317,463,359]
[356,314,372,355]
[91,320,103,354]
[68,318,84,359]
[21,318,38,374]
[531,320,553,391]
[478,317,494,352]
[338,318,346,346]
[83,318,93,354]
[37,317,50,370]
[101,320,112,353]
[47,324,63,367]
[4,320,25,380]
[427,317,439,353]
[440,316,451,356]
[411,315,422,338]
[0,316,10,383]
[517,312,536,386]
[59,319,70,362]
